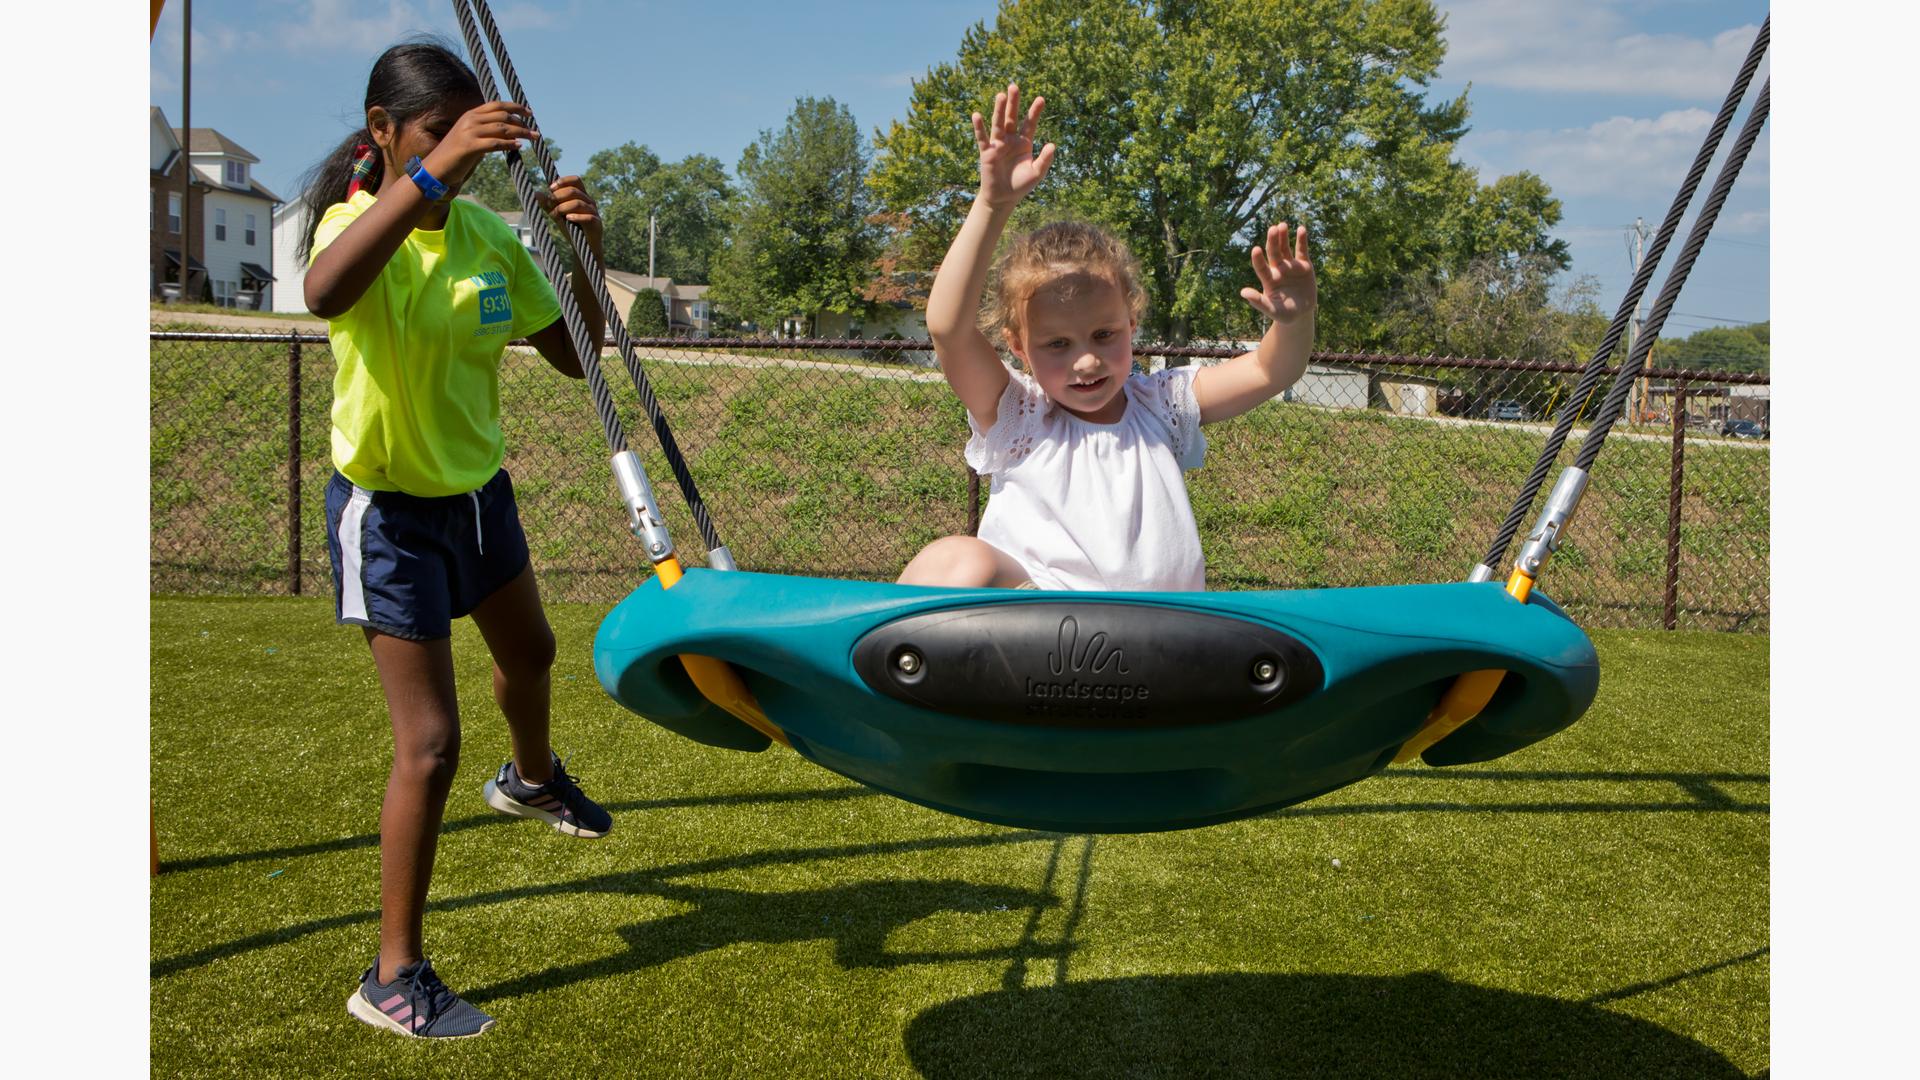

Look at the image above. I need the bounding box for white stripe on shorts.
[339,485,374,623]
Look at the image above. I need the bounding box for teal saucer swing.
[456,0,1766,833]
[594,572,1598,832]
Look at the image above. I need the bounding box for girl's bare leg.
[898,536,1032,588]
[364,629,462,985]
[469,563,558,785]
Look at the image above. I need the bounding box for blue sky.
[149,0,1769,339]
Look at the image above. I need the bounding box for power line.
[1669,310,1765,326]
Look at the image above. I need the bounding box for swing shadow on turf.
[901,967,1759,1079]
[152,819,1764,1075]
[150,828,1068,980]
[895,836,1763,1079]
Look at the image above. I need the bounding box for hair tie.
[345,142,377,197]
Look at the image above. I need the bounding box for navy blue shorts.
[323,468,532,641]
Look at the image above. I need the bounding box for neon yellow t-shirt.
[314,191,562,496]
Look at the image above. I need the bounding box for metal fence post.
[287,334,303,595]
[967,468,982,537]
[1663,382,1688,630]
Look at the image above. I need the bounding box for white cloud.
[151,18,266,99]
[257,0,572,54]
[272,0,433,54]
[1439,1,1763,97]
[1462,107,1770,198]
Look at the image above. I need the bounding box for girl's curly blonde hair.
[980,221,1148,354]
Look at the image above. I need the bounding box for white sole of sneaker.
[481,778,608,839]
[347,989,494,1039]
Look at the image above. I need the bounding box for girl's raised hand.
[1240,223,1317,325]
[422,100,537,188]
[973,83,1056,210]
[540,175,603,255]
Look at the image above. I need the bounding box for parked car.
[1721,418,1768,439]
[1485,400,1531,421]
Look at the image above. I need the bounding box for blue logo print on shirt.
[471,271,511,332]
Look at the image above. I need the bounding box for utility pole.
[1624,217,1651,422]
[648,213,656,281]
[178,0,193,303]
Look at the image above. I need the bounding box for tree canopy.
[1382,253,1601,362]
[1655,323,1769,373]
[710,97,881,332]
[461,140,562,214]
[870,0,1569,347]
[627,287,669,336]
[584,143,734,283]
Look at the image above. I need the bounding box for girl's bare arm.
[1195,223,1317,424]
[928,84,1056,429]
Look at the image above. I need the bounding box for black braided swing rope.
[453,0,728,557]
[1574,79,1769,473]
[1478,15,1769,574]
[447,2,627,458]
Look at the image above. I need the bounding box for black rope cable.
[1478,15,1768,573]
[1574,79,1768,471]
[453,0,728,557]
[445,2,627,459]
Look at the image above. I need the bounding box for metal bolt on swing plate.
[1253,660,1277,683]
[896,651,923,676]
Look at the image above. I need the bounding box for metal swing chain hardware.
[610,451,674,560]
[1514,467,1590,580]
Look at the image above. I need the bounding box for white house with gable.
[159,111,281,309]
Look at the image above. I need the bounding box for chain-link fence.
[150,331,1768,632]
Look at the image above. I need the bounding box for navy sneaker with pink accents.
[482,753,613,838]
[347,958,493,1039]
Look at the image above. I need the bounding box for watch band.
[405,156,449,202]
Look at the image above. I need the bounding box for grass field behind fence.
[150,336,1768,630]
[151,597,1768,1077]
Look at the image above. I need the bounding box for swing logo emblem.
[1048,616,1129,677]
[1024,615,1149,717]
[472,271,512,336]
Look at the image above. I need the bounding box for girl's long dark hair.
[295,39,482,263]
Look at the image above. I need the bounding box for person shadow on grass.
[464,877,1068,1005]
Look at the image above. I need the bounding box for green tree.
[460,141,579,268]
[461,139,563,213]
[1380,252,1602,411]
[1655,324,1769,373]
[1384,253,1597,361]
[585,145,734,283]
[710,97,880,332]
[870,0,1565,347]
[627,287,669,336]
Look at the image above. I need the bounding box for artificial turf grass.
[151,597,1767,1078]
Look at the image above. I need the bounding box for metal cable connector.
[1515,467,1589,579]
[611,451,674,560]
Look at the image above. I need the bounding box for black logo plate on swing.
[851,601,1324,729]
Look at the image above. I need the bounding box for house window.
[214,207,227,242]
[168,193,181,233]
[245,213,257,246]
[224,160,246,185]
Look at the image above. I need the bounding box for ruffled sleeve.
[1135,366,1207,471]
[964,367,1052,475]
